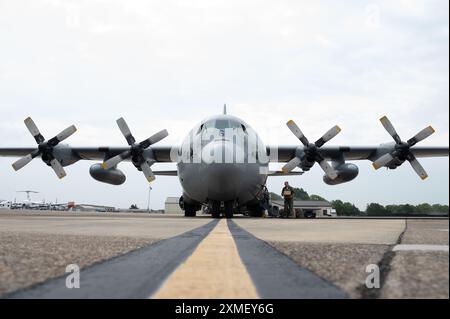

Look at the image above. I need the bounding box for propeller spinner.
[12,117,77,179]
[282,120,342,180]
[102,118,168,183]
[373,116,435,180]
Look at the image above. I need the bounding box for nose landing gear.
[224,201,233,219]
[210,200,234,219]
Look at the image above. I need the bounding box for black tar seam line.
[358,219,409,299]
[226,220,348,299]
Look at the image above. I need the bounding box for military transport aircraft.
[1,106,448,218]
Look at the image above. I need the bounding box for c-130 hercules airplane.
[1,106,448,218]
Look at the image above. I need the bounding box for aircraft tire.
[211,201,221,219]
[184,205,197,217]
[224,201,234,219]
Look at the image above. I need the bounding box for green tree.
[309,194,327,201]
[366,203,388,216]
[369,203,448,216]
[416,203,432,214]
[431,204,449,214]
[270,192,282,200]
[331,200,361,216]
[385,205,397,215]
[292,188,310,200]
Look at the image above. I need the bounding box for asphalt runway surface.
[0,210,448,299]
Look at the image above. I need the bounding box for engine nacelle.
[323,163,359,185]
[89,164,126,185]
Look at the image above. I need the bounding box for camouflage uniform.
[281,186,295,218]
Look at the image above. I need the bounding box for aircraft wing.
[267,170,304,176]
[269,117,449,181]
[0,145,178,183]
[267,144,448,182]
[0,148,36,157]
[0,146,175,162]
[72,146,175,162]
[1,115,448,183]
[152,170,178,176]
[270,145,450,162]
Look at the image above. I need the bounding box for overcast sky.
[0,0,448,210]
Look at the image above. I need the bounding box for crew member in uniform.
[281,181,295,218]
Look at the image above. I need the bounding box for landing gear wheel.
[248,205,264,218]
[211,201,221,219]
[184,209,196,217]
[184,205,197,217]
[224,201,233,219]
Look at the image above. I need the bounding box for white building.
[165,197,183,214]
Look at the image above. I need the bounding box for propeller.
[373,116,435,180]
[102,118,168,183]
[282,120,341,180]
[12,117,77,179]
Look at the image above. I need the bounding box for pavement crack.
[359,219,408,299]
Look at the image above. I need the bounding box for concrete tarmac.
[0,210,448,299]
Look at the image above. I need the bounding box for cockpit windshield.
[199,119,247,133]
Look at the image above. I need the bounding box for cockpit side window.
[196,124,204,135]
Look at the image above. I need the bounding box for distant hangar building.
[165,197,183,214]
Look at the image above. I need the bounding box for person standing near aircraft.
[281,182,295,218]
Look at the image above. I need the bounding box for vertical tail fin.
[223,104,227,115]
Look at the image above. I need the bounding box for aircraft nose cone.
[201,140,234,164]
[200,141,242,201]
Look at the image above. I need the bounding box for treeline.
[331,200,362,216]
[332,201,449,217]
[269,188,449,216]
[366,203,449,216]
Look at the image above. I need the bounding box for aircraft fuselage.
[177,114,268,208]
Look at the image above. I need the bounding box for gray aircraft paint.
[178,114,268,206]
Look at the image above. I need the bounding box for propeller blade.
[139,129,169,149]
[24,117,45,144]
[287,120,309,146]
[12,154,34,171]
[380,116,402,144]
[56,125,77,143]
[407,154,428,180]
[372,153,394,170]
[282,157,302,173]
[117,118,136,145]
[318,160,338,180]
[48,125,77,146]
[315,125,342,147]
[407,126,435,147]
[102,150,132,170]
[49,158,67,179]
[140,161,156,183]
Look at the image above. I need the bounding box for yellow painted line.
[152,220,259,299]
